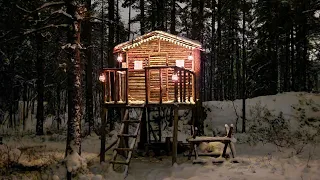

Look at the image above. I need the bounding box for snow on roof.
[114,30,202,52]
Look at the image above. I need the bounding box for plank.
[187,136,232,142]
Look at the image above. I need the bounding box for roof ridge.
[114,31,202,52]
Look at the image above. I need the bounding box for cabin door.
[148,52,169,102]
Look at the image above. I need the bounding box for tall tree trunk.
[140,0,145,35]
[151,0,156,30]
[22,83,27,130]
[210,0,216,100]
[217,0,222,100]
[65,2,83,179]
[56,83,61,130]
[170,0,176,34]
[191,0,198,40]
[128,0,131,40]
[84,0,94,135]
[241,0,246,133]
[276,36,281,93]
[116,0,120,43]
[290,26,295,91]
[36,25,44,136]
[108,0,115,131]
[284,32,290,91]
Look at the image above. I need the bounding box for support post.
[145,69,149,104]
[100,107,107,162]
[172,105,179,165]
[138,108,148,149]
[126,68,129,104]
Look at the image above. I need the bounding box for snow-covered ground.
[0,92,319,180]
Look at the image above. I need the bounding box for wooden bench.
[186,124,236,163]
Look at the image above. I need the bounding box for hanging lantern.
[99,73,106,82]
[117,54,123,62]
[172,73,178,81]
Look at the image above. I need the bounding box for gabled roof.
[114,30,202,52]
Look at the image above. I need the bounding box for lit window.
[122,62,127,68]
[176,60,184,67]
[134,61,143,70]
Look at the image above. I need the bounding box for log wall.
[121,39,200,102]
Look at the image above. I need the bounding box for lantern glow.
[134,61,143,70]
[172,73,178,81]
[176,60,184,67]
[99,73,106,82]
[117,55,123,62]
[188,54,193,61]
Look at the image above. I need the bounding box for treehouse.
[99,30,202,106]
[99,31,202,176]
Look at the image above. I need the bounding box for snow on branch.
[37,9,73,23]
[23,24,69,35]
[34,1,66,13]
[16,5,32,13]
[17,1,66,22]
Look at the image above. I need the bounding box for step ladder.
[109,107,144,178]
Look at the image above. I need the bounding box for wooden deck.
[101,66,197,107]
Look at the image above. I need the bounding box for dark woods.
[0,0,319,133]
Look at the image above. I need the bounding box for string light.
[172,73,178,81]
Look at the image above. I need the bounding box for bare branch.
[16,5,32,13]
[34,1,66,13]
[34,9,73,23]
[23,24,69,35]
[18,1,66,22]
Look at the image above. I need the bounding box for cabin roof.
[114,31,202,52]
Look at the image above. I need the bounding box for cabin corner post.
[125,68,129,104]
[145,68,149,104]
[174,68,178,102]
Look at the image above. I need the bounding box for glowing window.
[176,60,184,67]
[134,61,143,70]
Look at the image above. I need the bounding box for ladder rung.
[115,148,134,151]
[122,120,141,123]
[110,160,129,165]
[118,134,137,138]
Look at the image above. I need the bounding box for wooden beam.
[159,69,163,103]
[108,71,111,101]
[100,108,108,162]
[183,70,186,102]
[174,71,178,103]
[179,70,183,102]
[188,73,191,102]
[126,68,129,104]
[172,105,179,165]
[145,69,149,104]
[115,70,118,103]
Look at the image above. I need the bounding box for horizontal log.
[187,137,231,143]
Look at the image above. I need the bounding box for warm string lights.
[121,34,199,51]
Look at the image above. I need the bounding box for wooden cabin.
[100,31,202,106]
[99,32,203,173]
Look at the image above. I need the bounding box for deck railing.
[144,66,196,104]
[101,68,128,104]
[101,66,196,105]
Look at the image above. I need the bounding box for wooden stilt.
[100,108,108,162]
[172,105,179,165]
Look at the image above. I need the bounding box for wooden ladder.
[110,107,144,178]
